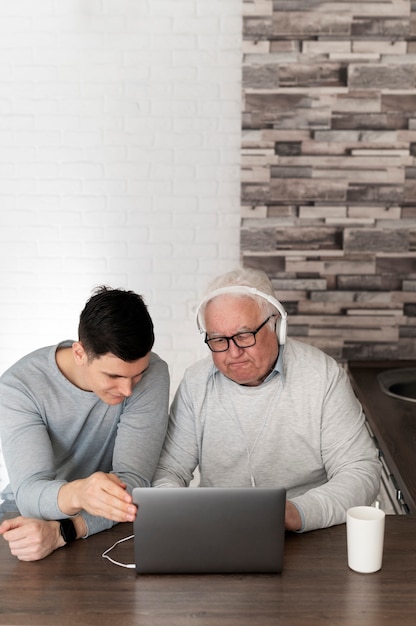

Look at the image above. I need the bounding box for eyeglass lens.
[205,315,276,353]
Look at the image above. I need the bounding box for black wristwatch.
[59,518,77,544]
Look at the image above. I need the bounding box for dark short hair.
[78,286,154,361]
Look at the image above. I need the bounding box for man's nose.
[228,338,245,355]
[118,379,133,397]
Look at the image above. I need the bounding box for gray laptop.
[132,487,286,574]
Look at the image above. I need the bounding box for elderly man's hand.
[285,501,302,531]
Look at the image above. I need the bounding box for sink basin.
[377,368,416,403]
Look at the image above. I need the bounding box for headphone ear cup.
[278,316,287,345]
[257,292,287,345]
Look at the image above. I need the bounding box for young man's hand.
[0,516,65,561]
[0,513,87,561]
[58,471,138,523]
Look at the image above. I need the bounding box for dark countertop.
[2,517,416,625]
[348,359,416,514]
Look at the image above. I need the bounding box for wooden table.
[1,515,415,625]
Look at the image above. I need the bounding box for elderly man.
[153,267,381,532]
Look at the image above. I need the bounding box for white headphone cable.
[101,533,135,569]
[213,374,281,488]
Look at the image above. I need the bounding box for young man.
[153,268,381,532]
[0,286,169,561]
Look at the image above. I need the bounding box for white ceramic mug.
[346,506,385,573]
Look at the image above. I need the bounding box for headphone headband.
[195,285,287,345]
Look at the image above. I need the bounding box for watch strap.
[59,518,77,544]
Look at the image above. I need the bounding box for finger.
[4,529,32,552]
[0,521,10,535]
[94,498,137,523]
[99,477,133,504]
[10,539,43,561]
[107,473,127,489]
[0,517,24,534]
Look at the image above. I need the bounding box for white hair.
[197,267,279,331]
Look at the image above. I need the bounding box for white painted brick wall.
[0,0,242,495]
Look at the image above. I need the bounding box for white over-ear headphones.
[195,285,288,345]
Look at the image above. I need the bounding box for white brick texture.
[0,0,242,493]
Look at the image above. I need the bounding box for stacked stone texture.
[242,0,416,361]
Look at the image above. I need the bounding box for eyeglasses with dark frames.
[204,314,277,353]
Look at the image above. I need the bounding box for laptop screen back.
[132,487,286,574]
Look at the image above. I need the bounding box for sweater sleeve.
[289,365,381,532]
[111,355,170,490]
[0,382,68,520]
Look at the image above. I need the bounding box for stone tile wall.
[242,0,416,361]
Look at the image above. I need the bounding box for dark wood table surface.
[1,515,415,625]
